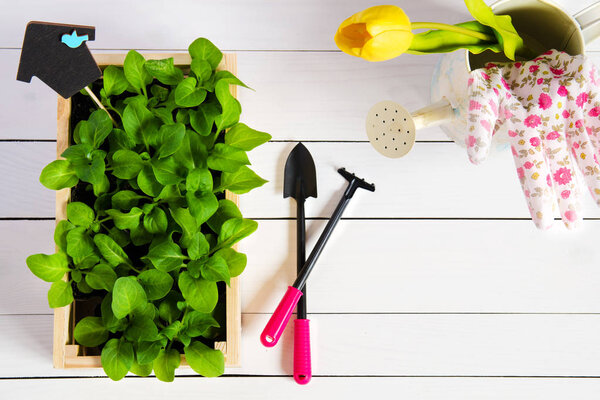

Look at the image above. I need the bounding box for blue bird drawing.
[61,30,89,48]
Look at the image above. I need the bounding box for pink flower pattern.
[576,92,588,108]
[524,114,541,128]
[538,93,552,110]
[553,167,572,185]
[466,49,600,229]
[557,85,568,96]
[469,100,481,111]
[589,106,600,117]
[591,65,598,85]
[564,210,577,222]
[466,135,477,147]
[500,106,513,119]
[546,131,560,140]
[517,167,525,179]
[480,119,491,132]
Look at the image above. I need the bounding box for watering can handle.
[575,2,600,45]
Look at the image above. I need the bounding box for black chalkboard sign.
[17,21,102,98]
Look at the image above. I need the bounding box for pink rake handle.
[293,319,312,384]
[260,286,303,347]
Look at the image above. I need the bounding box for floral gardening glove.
[466,50,600,229]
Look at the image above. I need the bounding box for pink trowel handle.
[293,318,312,384]
[260,286,303,347]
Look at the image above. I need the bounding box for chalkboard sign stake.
[17,21,102,98]
[83,86,116,125]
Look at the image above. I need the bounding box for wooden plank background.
[2,0,600,398]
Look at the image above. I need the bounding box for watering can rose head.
[334,5,413,62]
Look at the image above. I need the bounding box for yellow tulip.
[334,3,511,62]
[334,5,413,62]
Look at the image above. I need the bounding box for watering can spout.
[410,98,455,130]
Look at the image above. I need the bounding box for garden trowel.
[283,142,317,385]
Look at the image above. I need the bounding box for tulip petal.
[335,23,371,56]
[358,5,411,37]
[334,5,413,62]
[361,30,414,62]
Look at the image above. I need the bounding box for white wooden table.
[2,0,600,398]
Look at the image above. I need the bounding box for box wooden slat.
[53,53,241,369]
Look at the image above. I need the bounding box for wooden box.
[52,53,241,369]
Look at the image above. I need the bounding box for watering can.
[367,0,600,158]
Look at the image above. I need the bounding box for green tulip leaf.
[408,21,502,55]
[464,0,524,60]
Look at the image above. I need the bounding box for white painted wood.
[3,314,600,377]
[0,0,595,51]
[239,219,600,313]
[0,50,57,140]
[5,219,600,315]
[4,141,600,219]
[0,221,54,315]
[0,142,55,217]
[3,377,600,400]
[3,0,600,394]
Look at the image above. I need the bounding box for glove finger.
[509,126,555,229]
[466,69,503,164]
[543,126,583,229]
[567,113,600,206]
[577,82,600,205]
